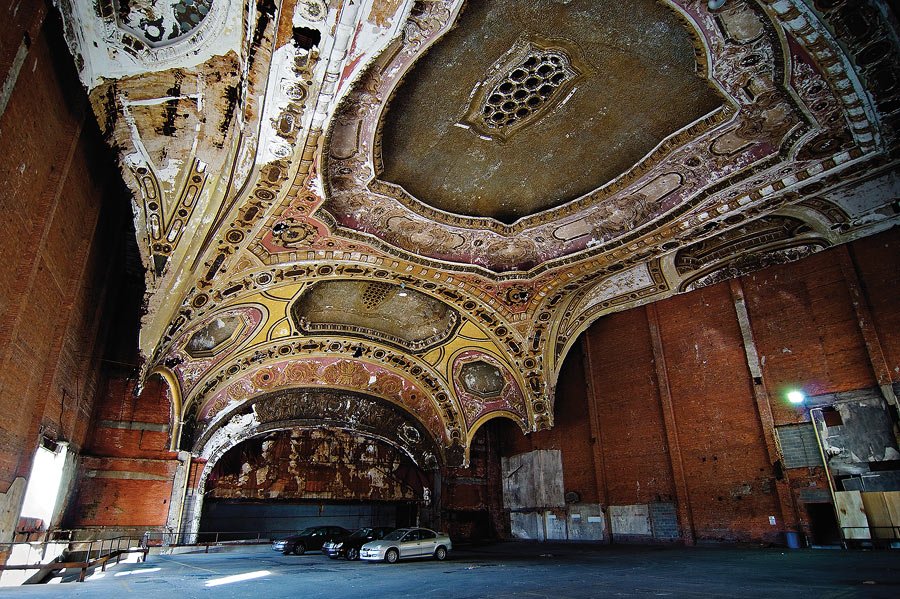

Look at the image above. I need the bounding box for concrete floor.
[1,542,898,598]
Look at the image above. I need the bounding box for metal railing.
[1,527,374,584]
[0,534,149,583]
[839,526,900,549]
[144,529,312,548]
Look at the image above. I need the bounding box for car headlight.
[335,542,343,548]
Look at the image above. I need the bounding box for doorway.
[806,502,842,546]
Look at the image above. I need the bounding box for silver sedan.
[359,527,451,563]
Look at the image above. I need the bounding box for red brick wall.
[0,1,46,81]
[68,456,177,528]
[0,5,173,534]
[847,229,900,382]
[0,8,120,520]
[585,308,674,507]
[658,285,780,542]
[548,342,599,503]
[64,376,178,528]
[506,227,899,544]
[84,377,172,458]
[743,250,874,407]
[499,342,599,503]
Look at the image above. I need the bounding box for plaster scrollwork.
[58,0,243,88]
[401,0,455,49]
[297,0,327,23]
[321,0,828,273]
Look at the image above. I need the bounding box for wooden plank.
[835,490,870,540]
[861,492,893,539]
[884,491,900,539]
[609,504,652,536]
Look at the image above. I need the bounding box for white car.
[359,527,451,563]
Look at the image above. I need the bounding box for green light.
[787,390,805,404]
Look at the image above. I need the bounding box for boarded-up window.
[501,449,565,509]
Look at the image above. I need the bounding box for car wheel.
[385,548,399,564]
[434,546,447,561]
[293,543,306,556]
[346,547,359,561]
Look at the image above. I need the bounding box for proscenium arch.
[193,387,446,468]
[198,424,440,498]
[183,388,444,543]
[187,354,461,450]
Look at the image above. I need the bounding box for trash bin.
[784,531,801,549]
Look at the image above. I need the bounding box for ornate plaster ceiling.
[375,0,723,223]
[57,0,900,467]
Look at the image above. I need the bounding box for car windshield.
[298,527,316,536]
[350,528,373,538]
[383,529,409,541]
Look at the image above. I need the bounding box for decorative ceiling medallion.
[289,280,462,352]
[297,0,327,23]
[451,351,528,429]
[459,360,507,398]
[461,35,586,142]
[111,0,212,48]
[185,314,245,358]
[206,388,443,468]
[78,0,231,69]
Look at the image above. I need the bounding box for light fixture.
[787,390,805,405]
[708,0,727,10]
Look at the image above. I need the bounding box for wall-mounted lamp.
[787,390,805,405]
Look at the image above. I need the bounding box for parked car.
[323,526,394,560]
[359,527,451,563]
[272,526,351,555]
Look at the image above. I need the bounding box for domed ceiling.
[57,0,900,467]
[375,0,723,223]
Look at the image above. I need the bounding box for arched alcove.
[198,427,431,539]
[181,387,443,541]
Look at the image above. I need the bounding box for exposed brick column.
[727,278,800,534]
[838,245,899,408]
[580,334,611,543]
[646,303,695,546]
[0,0,47,121]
